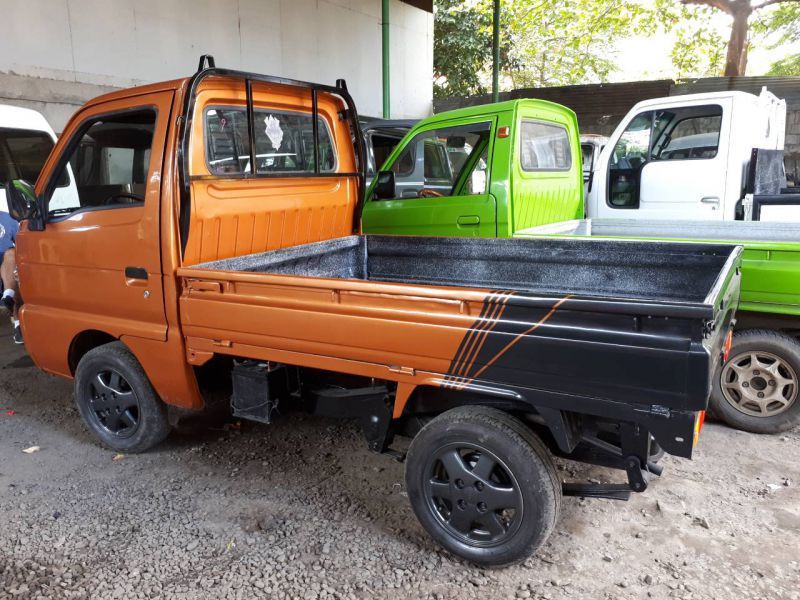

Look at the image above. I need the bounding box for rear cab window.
[205,108,336,175]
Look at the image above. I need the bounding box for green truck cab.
[361,100,583,237]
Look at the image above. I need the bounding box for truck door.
[592,100,730,221]
[25,92,173,343]
[361,119,496,237]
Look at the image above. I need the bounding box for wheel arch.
[398,384,584,456]
[401,384,534,418]
[68,329,119,375]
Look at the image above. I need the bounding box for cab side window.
[46,110,156,217]
[519,120,571,171]
[608,104,722,208]
[389,121,491,199]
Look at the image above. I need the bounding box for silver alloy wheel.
[721,350,798,417]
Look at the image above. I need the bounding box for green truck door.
[362,119,497,237]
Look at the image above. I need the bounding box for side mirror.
[4,180,40,223]
[373,170,396,200]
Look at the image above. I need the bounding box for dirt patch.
[0,326,798,599]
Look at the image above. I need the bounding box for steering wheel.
[417,189,443,198]
[102,193,144,206]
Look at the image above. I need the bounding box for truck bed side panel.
[518,219,800,315]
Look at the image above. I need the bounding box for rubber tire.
[74,341,171,452]
[405,406,561,567]
[710,329,800,434]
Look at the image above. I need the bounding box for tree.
[433,0,658,97]
[500,0,657,88]
[679,0,800,76]
[433,0,492,99]
[670,17,727,78]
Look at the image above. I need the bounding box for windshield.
[0,128,56,186]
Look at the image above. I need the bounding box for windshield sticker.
[264,115,284,150]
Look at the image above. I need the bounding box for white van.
[0,105,78,213]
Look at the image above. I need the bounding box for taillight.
[723,330,733,363]
[693,410,706,447]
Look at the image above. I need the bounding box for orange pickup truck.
[7,58,742,566]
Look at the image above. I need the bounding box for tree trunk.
[724,8,751,77]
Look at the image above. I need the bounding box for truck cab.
[361,100,584,237]
[586,89,787,221]
[580,134,608,196]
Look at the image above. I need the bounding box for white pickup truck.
[585,88,795,222]
[0,105,78,213]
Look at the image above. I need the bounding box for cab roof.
[425,98,576,125]
[0,104,57,134]
[83,78,189,110]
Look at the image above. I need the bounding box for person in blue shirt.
[0,211,21,344]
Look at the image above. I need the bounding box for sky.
[611,4,800,82]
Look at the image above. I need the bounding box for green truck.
[361,99,583,237]
[362,100,800,435]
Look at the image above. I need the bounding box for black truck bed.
[193,235,739,314]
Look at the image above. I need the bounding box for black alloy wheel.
[85,369,141,438]
[406,406,561,567]
[424,443,524,547]
[74,342,171,452]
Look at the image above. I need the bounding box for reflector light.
[723,330,733,362]
[497,126,510,138]
[693,410,706,447]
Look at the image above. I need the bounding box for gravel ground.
[0,325,798,600]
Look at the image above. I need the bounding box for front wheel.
[710,329,800,434]
[74,341,171,452]
[405,406,561,567]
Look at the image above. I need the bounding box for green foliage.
[433,0,659,98]
[661,0,800,79]
[663,3,726,79]
[754,2,800,75]
[433,0,800,100]
[766,54,800,76]
[433,0,491,99]
[753,1,800,41]
[499,0,657,88]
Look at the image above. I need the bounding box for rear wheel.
[711,329,800,434]
[74,342,171,452]
[405,406,561,567]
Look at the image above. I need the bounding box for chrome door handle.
[701,196,720,204]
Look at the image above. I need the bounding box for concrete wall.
[0,0,433,131]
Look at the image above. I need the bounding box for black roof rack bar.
[312,88,320,175]
[197,55,216,71]
[245,78,257,178]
